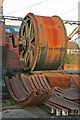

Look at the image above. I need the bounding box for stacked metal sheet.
[5,74,80,116]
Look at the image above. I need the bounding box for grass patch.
[6,101,16,106]
[2,101,16,107]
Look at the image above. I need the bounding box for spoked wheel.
[19,15,39,71]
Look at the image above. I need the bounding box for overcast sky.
[3,0,80,45]
[3,0,79,20]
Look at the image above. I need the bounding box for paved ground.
[2,107,52,118]
[1,107,80,119]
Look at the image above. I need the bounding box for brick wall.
[7,49,19,69]
[6,33,19,70]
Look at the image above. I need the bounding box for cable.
[4,0,49,16]
[60,7,78,16]
[3,16,80,22]
[69,36,80,43]
[63,20,80,22]
[63,20,80,25]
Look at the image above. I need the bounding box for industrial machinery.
[19,13,67,71]
[1,13,80,116]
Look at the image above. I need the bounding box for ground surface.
[2,107,80,119]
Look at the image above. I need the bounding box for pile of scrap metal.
[5,74,80,117]
[3,13,80,117]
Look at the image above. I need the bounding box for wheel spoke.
[20,56,24,62]
[31,25,34,35]
[30,34,35,42]
[29,50,34,66]
[26,23,29,39]
[29,20,32,38]
[20,50,25,61]
[22,18,29,39]
[24,50,29,64]
[24,24,28,38]
[30,44,35,52]
[19,17,35,70]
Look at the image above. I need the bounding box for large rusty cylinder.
[19,13,67,71]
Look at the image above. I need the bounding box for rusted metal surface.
[54,87,80,101]
[2,13,80,117]
[45,101,68,116]
[39,81,80,116]
[40,88,80,116]
[1,105,36,111]
[5,74,52,107]
[71,74,80,92]
[0,106,22,110]
[19,13,67,71]
[42,73,71,88]
[4,73,80,116]
[21,74,52,105]
[31,70,66,74]
[48,94,80,115]
[41,103,61,116]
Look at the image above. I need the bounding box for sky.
[3,0,80,46]
[3,0,79,19]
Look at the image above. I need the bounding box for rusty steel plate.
[42,73,71,88]
[54,87,80,100]
[5,74,52,107]
[71,74,80,93]
[4,74,80,116]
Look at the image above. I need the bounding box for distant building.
[5,25,20,47]
[5,25,19,33]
